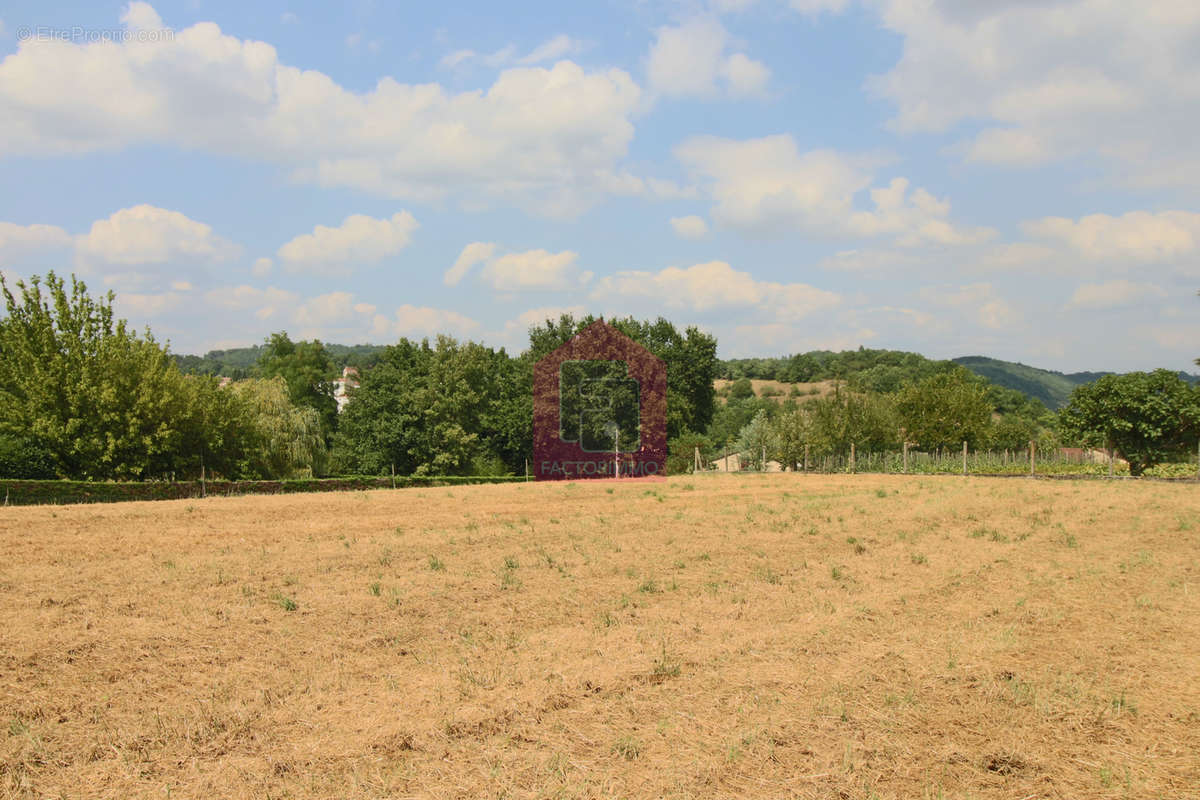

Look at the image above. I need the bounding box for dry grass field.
[2,475,1199,799]
[713,379,837,402]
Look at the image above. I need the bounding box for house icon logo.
[532,319,667,480]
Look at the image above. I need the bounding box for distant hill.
[953,356,1200,409]
[174,343,388,378]
[952,357,1085,409]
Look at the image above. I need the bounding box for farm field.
[2,476,1199,799]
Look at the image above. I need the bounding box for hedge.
[0,474,526,506]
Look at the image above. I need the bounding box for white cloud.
[251,257,273,277]
[293,291,376,326]
[517,35,579,65]
[868,0,1200,187]
[277,212,418,274]
[444,242,496,286]
[0,221,73,263]
[280,12,298,25]
[669,215,709,239]
[372,304,480,339]
[1022,211,1200,264]
[495,304,589,349]
[1065,280,1168,311]
[0,8,643,214]
[120,2,165,32]
[114,290,184,317]
[918,282,1018,330]
[719,53,770,98]
[646,18,770,99]
[677,135,988,244]
[439,35,580,71]
[848,177,996,246]
[676,135,870,233]
[483,249,589,291]
[75,205,240,267]
[445,244,590,291]
[592,261,840,319]
[204,285,299,319]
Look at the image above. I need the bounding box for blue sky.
[0,0,1197,371]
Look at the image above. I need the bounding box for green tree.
[729,377,754,399]
[525,313,719,441]
[332,336,523,476]
[771,407,813,470]
[806,387,898,456]
[0,272,205,479]
[257,332,337,437]
[1058,370,1200,475]
[228,377,327,479]
[735,409,774,470]
[894,369,993,451]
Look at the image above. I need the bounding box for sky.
[0,0,1197,372]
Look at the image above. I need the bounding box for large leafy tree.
[894,369,993,450]
[257,332,338,437]
[770,407,813,470]
[228,377,327,479]
[333,336,526,476]
[1058,369,1200,475]
[805,386,899,456]
[525,313,719,440]
[0,272,207,479]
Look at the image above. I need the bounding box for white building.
[332,366,360,413]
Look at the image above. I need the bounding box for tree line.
[1,272,1196,481]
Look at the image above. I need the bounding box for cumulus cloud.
[677,135,988,244]
[276,212,418,274]
[868,0,1200,187]
[646,18,770,99]
[75,205,240,268]
[592,261,840,319]
[1022,211,1200,264]
[371,304,480,340]
[1065,280,1168,311]
[669,215,709,239]
[444,242,497,286]
[848,178,996,246]
[444,244,591,291]
[0,221,73,264]
[0,7,644,214]
[293,291,378,326]
[204,285,299,320]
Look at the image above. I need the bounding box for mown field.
[2,475,1198,799]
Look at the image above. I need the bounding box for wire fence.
[703,444,1200,479]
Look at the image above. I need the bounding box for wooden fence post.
[850,442,856,474]
[902,441,908,474]
[762,445,766,472]
[962,441,968,476]
[391,462,397,489]
[804,444,809,472]
[1030,440,1036,476]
